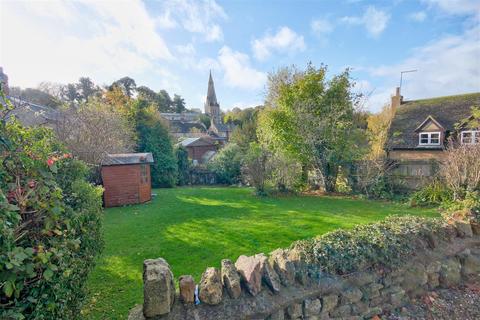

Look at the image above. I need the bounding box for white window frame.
[418,131,441,146]
[461,130,480,145]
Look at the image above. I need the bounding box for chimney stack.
[391,86,402,113]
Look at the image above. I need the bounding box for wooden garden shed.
[101,153,154,208]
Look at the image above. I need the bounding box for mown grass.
[83,187,438,319]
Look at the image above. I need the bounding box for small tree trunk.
[323,163,339,193]
[301,164,309,185]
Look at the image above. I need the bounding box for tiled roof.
[388,92,480,149]
[179,137,201,147]
[3,96,58,127]
[168,120,206,134]
[179,136,215,147]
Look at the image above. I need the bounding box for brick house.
[179,136,218,165]
[387,88,480,188]
[101,153,154,207]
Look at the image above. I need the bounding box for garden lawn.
[83,187,438,319]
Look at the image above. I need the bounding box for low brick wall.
[129,220,480,320]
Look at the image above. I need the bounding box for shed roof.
[388,92,480,149]
[102,153,154,166]
[179,136,215,147]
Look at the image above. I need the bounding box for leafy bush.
[352,159,399,200]
[242,143,270,195]
[291,216,445,275]
[208,143,243,185]
[268,152,304,193]
[410,180,453,207]
[440,142,480,200]
[0,102,103,319]
[441,191,480,223]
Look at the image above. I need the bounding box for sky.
[1,0,479,112]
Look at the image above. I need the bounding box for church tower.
[204,71,221,124]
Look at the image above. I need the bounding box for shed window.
[419,132,441,146]
[461,130,480,144]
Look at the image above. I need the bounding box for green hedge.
[0,113,103,319]
[409,181,454,207]
[291,216,446,275]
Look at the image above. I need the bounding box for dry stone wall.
[129,219,480,320]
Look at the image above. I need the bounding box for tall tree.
[199,114,211,129]
[175,145,190,186]
[366,104,394,159]
[137,86,157,105]
[157,89,173,112]
[61,83,80,105]
[133,100,177,187]
[111,76,137,98]
[258,64,362,192]
[227,107,261,150]
[54,99,136,166]
[173,94,186,113]
[77,77,100,102]
[38,82,64,102]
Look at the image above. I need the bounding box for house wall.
[388,151,443,189]
[389,160,439,190]
[101,164,152,207]
[187,145,217,163]
[388,149,444,161]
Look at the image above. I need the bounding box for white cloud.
[353,80,374,93]
[175,43,220,71]
[22,0,76,22]
[252,26,306,60]
[176,43,196,56]
[408,11,427,22]
[218,46,267,90]
[156,10,177,29]
[1,0,172,88]
[364,26,480,111]
[311,18,334,36]
[341,6,390,38]
[206,24,223,42]
[160,0,227,42]
[228,101,262,110]
[423,0,480,15]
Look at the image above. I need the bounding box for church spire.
[206,70,218,106]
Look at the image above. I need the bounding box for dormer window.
[419,132,441,146]
[461,130,479,144]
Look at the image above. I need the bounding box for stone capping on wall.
[129,220,480,320]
